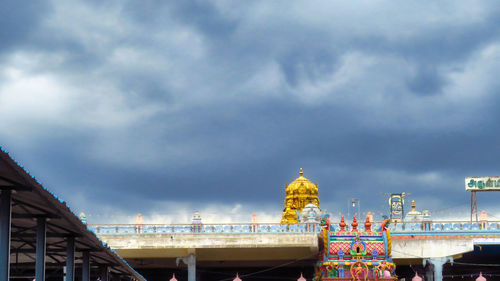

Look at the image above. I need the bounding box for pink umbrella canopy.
[169,273,178,281]
[233,273,242,281]
[297,273,306,281]
[476,272,487,281]
[412,272,423,281]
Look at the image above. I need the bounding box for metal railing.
[388,220,500,234]
[87,223,321,235]
[87,221,500,235]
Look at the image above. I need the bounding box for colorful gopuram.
[281,168,320,224]
[314,215,397,281]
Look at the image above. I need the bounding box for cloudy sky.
[1,1,500,223]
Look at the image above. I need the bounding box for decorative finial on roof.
[412,272,422,281]
[170,273,178,281]
[233,273,242,281]
[364,214,372,232]
[411,200,416,212]
[476,272,487,281]
[351,214,358,232]
[339,215,346,232]
[297,273,306,281]
[299,168,304,176]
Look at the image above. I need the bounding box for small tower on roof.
[405,200,422,222]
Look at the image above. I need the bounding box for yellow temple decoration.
[280,168,320,224]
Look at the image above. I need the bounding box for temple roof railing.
[88,223,321,235]
[88,220,500,235]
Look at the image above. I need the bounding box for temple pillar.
[177,254,196,281]
[424,256,453,281]
[0,190,12,280]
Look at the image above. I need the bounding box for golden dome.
[288,168,317,194]
[281,168,320,224]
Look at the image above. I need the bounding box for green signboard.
[465,177,500,191]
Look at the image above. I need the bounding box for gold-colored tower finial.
[299,168,304,176]
[411,200,416,211]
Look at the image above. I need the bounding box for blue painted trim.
[473,241,500,245]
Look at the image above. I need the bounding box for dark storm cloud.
[1,1,500,221]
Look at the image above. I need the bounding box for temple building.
[315,216,397,280]
[281,168,320,224]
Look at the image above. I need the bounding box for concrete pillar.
[102,265,109,281]
[0,190,12,281]
[66,236,75,281]
[187,254,196,281]
[424,256,453,281]
[36,217,46,281]
[177,254,196,281]
[425,263,433,281]
[82,251,90,281]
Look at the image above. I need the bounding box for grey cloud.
[1,1,500,220]
[0,1,50,54]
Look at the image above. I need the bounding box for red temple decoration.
[351,215,358,232]
[364,215,372,233]
[314,216,396,281]
[339,215,346,232]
